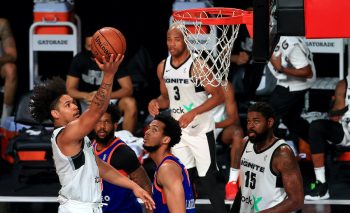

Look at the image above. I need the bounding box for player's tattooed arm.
[92,82,112,108]
[261,145,303,213]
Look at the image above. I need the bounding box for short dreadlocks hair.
[29,77,67,123]
[106,103,121,124]
[154,113,182,149]
[248,102,276,120]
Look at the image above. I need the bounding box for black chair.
[9,91,56,182]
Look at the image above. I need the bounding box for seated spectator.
[66,32,137,133]
[305,77,350,200]
[0,18,17,126]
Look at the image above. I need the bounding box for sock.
[314,167,326,183]
[228,168,239,183]
[1,104,13,127]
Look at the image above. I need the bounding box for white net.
[173,9,242,87]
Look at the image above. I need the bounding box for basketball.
[91,27,127,63]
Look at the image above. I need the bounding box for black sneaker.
[304,180,330,200]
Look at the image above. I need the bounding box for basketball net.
[173,8,252,87]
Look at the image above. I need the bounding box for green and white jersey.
[239,138,288,213]
[163,55,214,135]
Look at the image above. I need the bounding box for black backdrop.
[1,0,175,108]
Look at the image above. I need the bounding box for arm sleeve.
[110,144,141,174]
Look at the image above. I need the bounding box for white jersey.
[163,55,214,135]
[52,127,102,204]
[268,36,316,91]
[339,76,350,146]
[239,138,288,213]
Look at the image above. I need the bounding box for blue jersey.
[93,138,142,213]
[153,155,196,213]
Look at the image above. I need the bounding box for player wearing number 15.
[148,24,226,212]
[230,102,303,213]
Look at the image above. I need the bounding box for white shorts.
[58,196,103,213]
[171,130,217,177]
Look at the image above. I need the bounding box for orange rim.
[173,7,253,25]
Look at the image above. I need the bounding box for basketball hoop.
[173,8,253,87]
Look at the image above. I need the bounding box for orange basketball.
[91,27,127,63]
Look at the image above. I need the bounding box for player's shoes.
[225,181,238,200]
[304,180,330,200]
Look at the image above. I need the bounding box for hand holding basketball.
[95,52,124,77]
[91,27,127,63]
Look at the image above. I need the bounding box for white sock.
[228,168,239,183]
[1,104,13,126]
[314,167,326,183]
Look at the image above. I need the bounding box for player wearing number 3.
[230,102,303,213]
[148,24,226,212]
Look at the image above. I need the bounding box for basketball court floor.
[0,159,350,212]
[0,1,349,213]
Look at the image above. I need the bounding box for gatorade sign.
[305,38,344,53]
[33,35,76,51]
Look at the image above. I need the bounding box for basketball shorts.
[57,196,103,213]
[171,130,217,177]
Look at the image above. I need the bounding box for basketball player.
[230,102,304,213]
[0,18,17,126]
[305,77,350,200]
[268,36,316,143]
[211,81,244,200]
[148,24,226,212]
[67,33,137,133]
[93,104,152,212]
[29,55,155,213]
[143,113,195,213]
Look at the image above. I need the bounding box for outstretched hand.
[95,54,124,76]
[133,186,156,210]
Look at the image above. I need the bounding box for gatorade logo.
[241,195,263,212]
[37,39,68,45]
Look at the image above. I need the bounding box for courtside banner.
[33,35,76,51]
[305,39,343,53]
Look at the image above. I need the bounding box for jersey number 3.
[244,171,256,189]
[174,86,180,100]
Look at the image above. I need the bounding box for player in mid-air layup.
[230,102,304,213]
[148,23,226,212]
[29,54,154,213]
